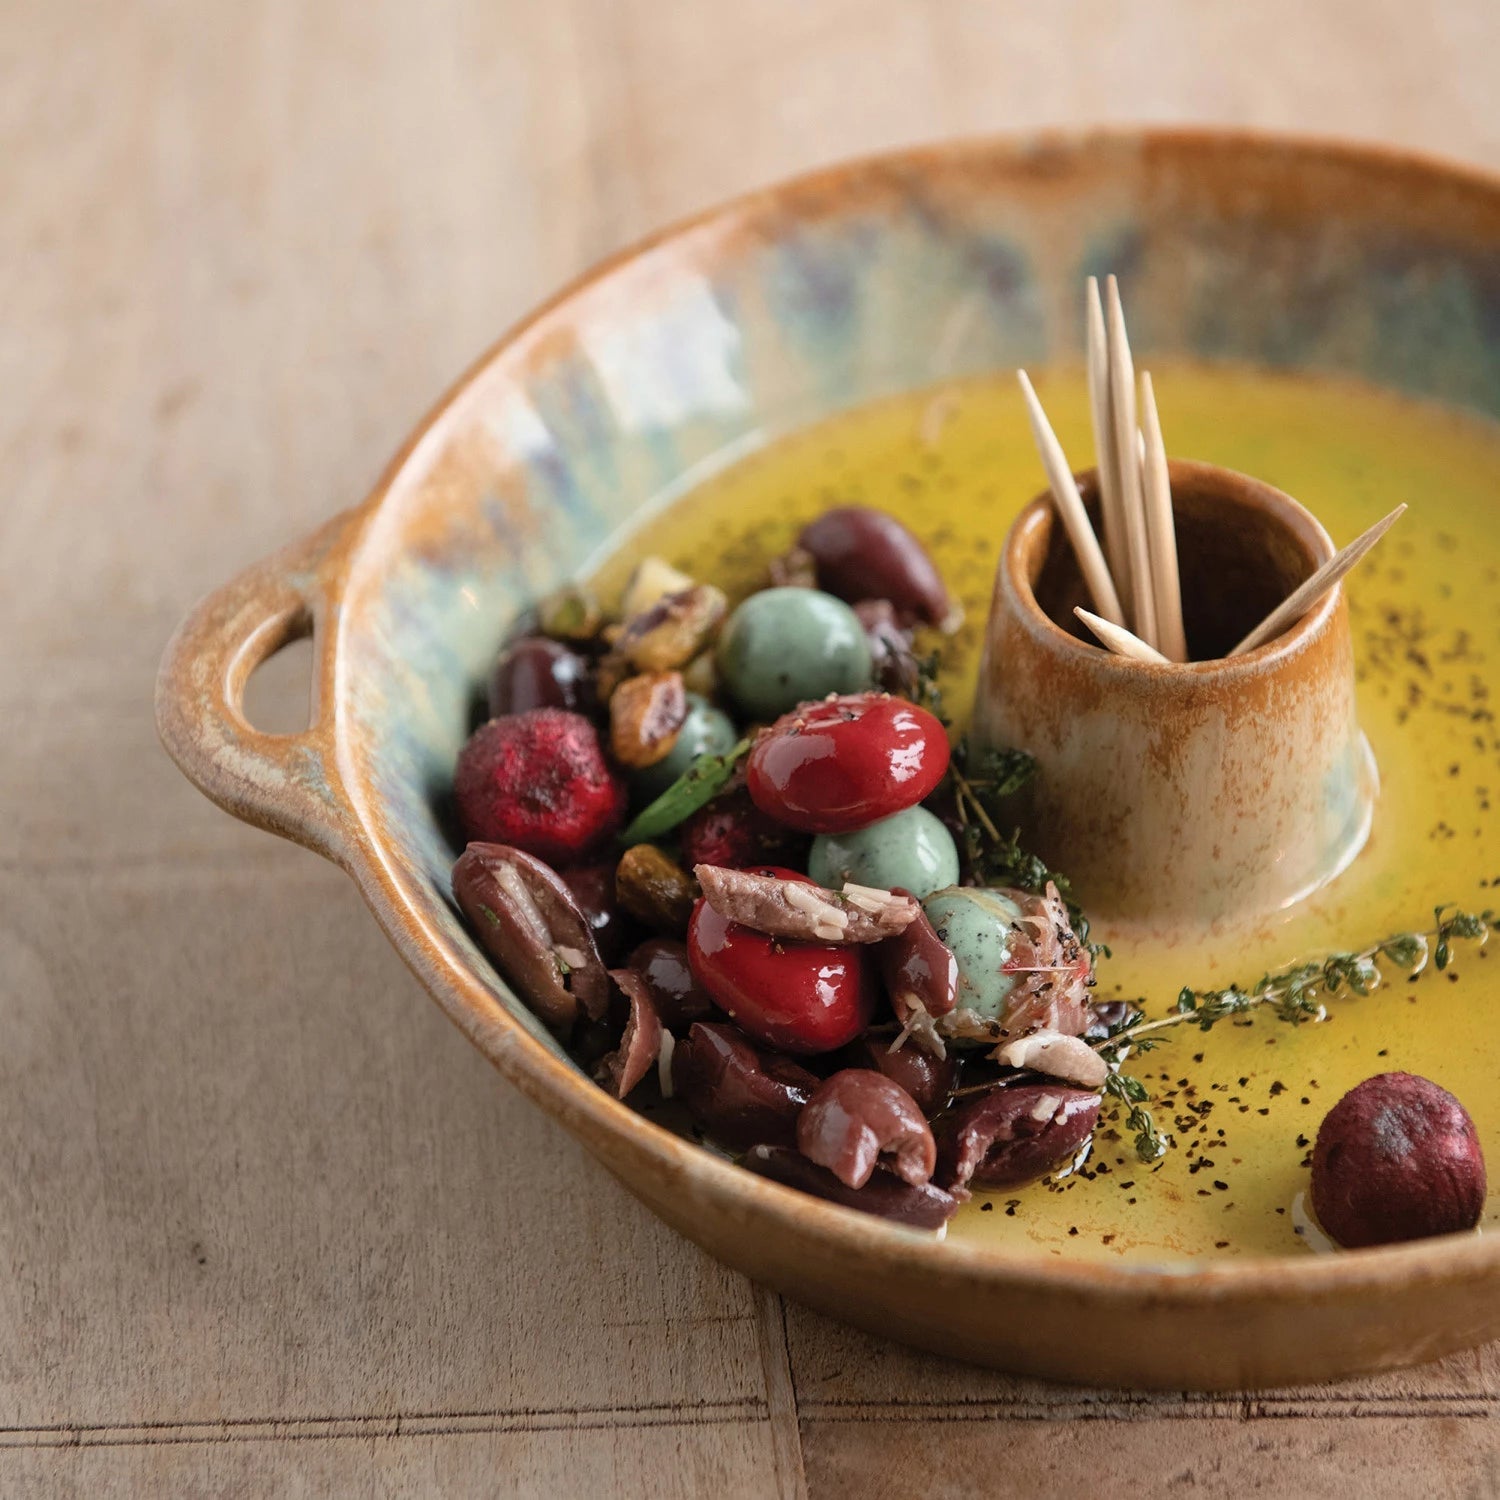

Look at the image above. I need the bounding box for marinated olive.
[626,937,713,1031]
[488,636,594,720]
[808,804,959,900]
[935,1085,1101,1191]
[629,693,738,805]
[921,887,1026,1022]
[796,1070,936,1189]
[746,693,950,834]
[798,506,952,627]
[560,862,634,965]
[744,1146,959,1230]
[670,1021,819,1149]
[716,588,872,720]
[848,1035,959,1115]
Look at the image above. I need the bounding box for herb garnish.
[619,739,751,844]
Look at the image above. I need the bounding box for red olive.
[798,507,952,627]
[670,1021,820,1149]
[686,866,878,1054]
[796,1070,936,1189]
[935,1085,1101,1192]
[678,786,809,872]
[625,938,713,1031]
[743,1146,959,1230]
[488,636,594,719]
[745,693,951,835]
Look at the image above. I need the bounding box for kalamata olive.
[559,862,634,965]
[877,898,959,1029]
[629,693,738,805]
[746,693,950,834]
[1311,1072,1487,1248]
[615,844,699,936]
[596,970,664,1099]
[452,843,610,1034]
[626,938,712,1031]
[797,1070,936,1189]
[670,1021,819,1149]
[854,599,919,693]
[935,1085,1101,1192]
[808,804,959,899]
[488,636,594,720]
[798,507,952,627]
[716,588,872,720]
[850,1035,959,1114]
[679,786,809,871]
[743,1146,959,1230]
[686,867,878,1054]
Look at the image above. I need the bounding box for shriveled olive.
[849,1035,959,1115]
[609,671,688,769]
[797,1070,936,1189]
[536,582,604,642]
[671,1021,819,1150]
[560,862,635,965]
[615,844,699,936]
[488,637,595,720]
[744,1146,959,1230]
[934,1085,1101,1192]
[452,842,610,1034]
[626,938,712,1031]
[616,584,729,673]
[596,969,664,1099]
[854,599,919,694]
[798,507,952,627]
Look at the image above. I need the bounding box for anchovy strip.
[694,865,918,944]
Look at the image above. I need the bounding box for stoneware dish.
[975,462,1377,928]
[157,131,1500,1388]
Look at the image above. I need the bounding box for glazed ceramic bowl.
[975,461,1378,928]
[157,131,1500,1388]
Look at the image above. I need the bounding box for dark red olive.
[796,1070,936,1189]
[560,862,634,965]
[935,1085,1101,1192]
[626,938,712,1031]
[670,1022,819,1150]
[743,1146,959,1230]
[745,694,950,835]
[597,970,663,1100]
[488,636,594,719]
[849,1035,959,1115]
[678,786,810,872]
[799,507,951,627]
[877,898,959,1023]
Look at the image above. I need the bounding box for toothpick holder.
[973,460,1378,929]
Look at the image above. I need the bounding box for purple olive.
[626,938,712,1032]
[854,599,919,694]
[744,1146,959,1230]
[799,507,951,627]
[670,1021,819,1150]
[849,1035,959,1115]
[878,897,959,1022]
[935,1085,1101,1192]
[597,970,664,1100]
[561,862,635,965]
[796,1070,936,1189]
[488,636,594,719]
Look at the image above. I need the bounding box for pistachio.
[616,584,729,673]
[621,555,695,619]
[615,844,699,936]
[536,582,604,642]
[609,671,688,769]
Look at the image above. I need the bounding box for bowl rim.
[290,127,1500,1302]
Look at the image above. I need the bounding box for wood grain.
[5,0,1500,1493]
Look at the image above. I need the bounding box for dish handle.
[154,506,367,866]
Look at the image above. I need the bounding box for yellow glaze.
[591,365,1500,1262]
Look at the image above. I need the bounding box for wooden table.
[5,3,1500,1494]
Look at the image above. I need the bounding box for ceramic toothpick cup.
[974,460,1378,929]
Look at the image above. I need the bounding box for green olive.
[808,805,959,900]
[715,587,872,720]
[628,693,737,805]
[920,887,1026,1022]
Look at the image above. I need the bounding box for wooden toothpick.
[1229,505,1407,656]
[1138,372,1187,663]
[1104,277,1158,649]
[1085,278,1131,619]
[1075,607,1170,664]
[1016,370,1126,627]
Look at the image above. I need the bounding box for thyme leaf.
[619,739,751,844]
